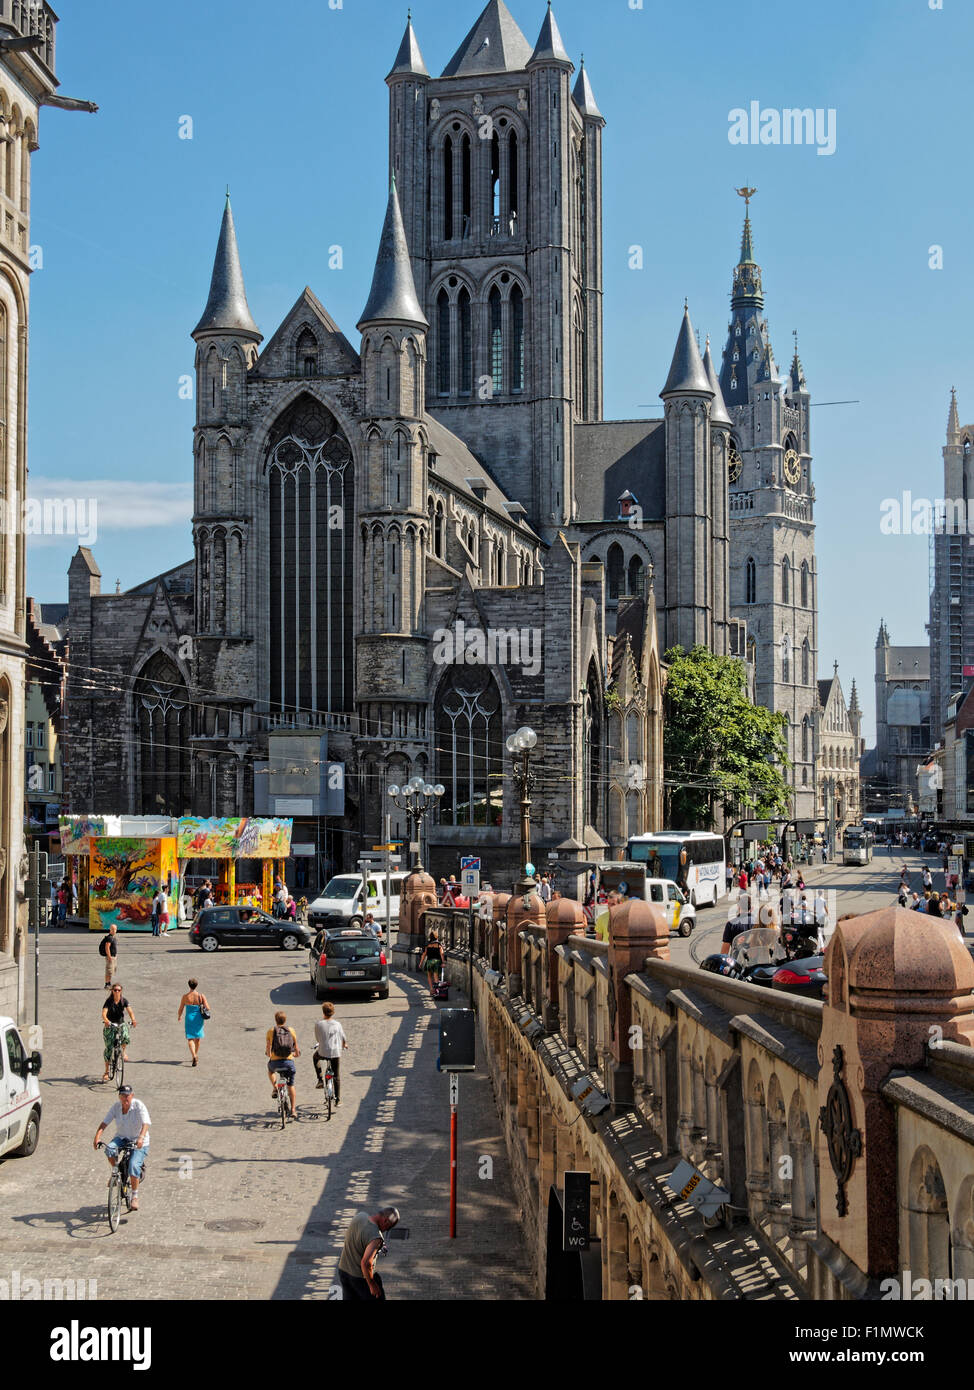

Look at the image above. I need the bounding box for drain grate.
[204,1218,264,1233]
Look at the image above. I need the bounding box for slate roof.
[193,196,261,340]
[358,180,428,330]
[574,420,666,523]
[441,0,534,77]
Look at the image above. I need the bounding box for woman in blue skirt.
[177,978,209,1067]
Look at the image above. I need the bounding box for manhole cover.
[204,1218,264,1233]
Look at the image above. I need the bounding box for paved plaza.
[0,928,533,1301]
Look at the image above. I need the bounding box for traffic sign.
[461,868,480,894]
[460,856,481,872]
[373,844,397,852]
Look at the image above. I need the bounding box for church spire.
[790,329,808,394]
[877,618,890,648]
[948,386,961,445]
[193,193,261,341]
[572,54,603,121]
[529,2,572,67]
[661,304,713,398]
[388,12,429,79]
[703,337,731,426]
[358,177,428,330]
[849,678,861,714]
[731,188,763,309]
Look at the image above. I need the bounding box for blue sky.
[26,0,974,743]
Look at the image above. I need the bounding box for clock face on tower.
[784,449,801,487]
[728,444,743,484]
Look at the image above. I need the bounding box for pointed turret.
[441,0,533,77]
[703,338,731,427]
[529,3,572,67]
[193,194,261,342]
[572,56,603,121]
[358,178,428,331]
[849,679,861,715]
[877,618,890,648]
[661,305,713,398]
[732,208,763,310]
[388,12,429,79]
[790,332,808,395]
[948,387,961,446]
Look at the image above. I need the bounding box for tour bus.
[842,824,874,866]
[625,831,726,907]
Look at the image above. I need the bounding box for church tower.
[387,1,604,536]
[721,195,818,818]
[191,194,262,646]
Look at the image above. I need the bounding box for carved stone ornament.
[0,696,8,735]
[517,88,528,112]
[429,98,440,122]
[819,1043,863,1217]
[472,93,484,116]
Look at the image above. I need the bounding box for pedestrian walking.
[419,931,444,995]
[538,874,552,904]
[312,1001,347,1101]
[98,923,119,988]
[338,1208,400,1300]
[151,888,166,938]
[922,866,933,893]
[177,977,209,1067]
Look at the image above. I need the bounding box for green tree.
[663,645,791,828]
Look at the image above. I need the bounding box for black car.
[189,906,313,953]
[309,927,390,1000]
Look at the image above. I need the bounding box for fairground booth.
[59,815,294,933]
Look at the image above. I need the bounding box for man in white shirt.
[312,1002,348,1104]
[93,1085,150,1211]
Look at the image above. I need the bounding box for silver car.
[309,928,390,1001]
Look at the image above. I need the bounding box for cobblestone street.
[0,927,533,1301]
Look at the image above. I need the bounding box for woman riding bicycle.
[101,984,137,1083]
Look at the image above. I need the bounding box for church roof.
[441,0,534,77]
[573,420,666,523]
[388,15,429,78]
[572,61,603,120]
[703,340,731,426]
[818,678,834,709]
[613,596,647,676]
[661,305,713,397]
[193,195,261,340]
[125,560,195,597]
[529,4,571,66]
[424,415,538,537]
[358,180,428,330]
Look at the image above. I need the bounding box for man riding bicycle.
[265,1010,300,1118]
[93,1084,150,1211]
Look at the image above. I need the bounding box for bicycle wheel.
[325,1079,332,1122]
[108,1041,117,1082]
[116,1050,125,1090]
[278,1086,288,1129]
[107,1171,122,1232]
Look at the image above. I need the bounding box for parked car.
[770,954,827,1000]
[189,906,313,953]
[0,1016,42,1160]
[309,927,390,1000]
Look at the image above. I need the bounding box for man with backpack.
[265,1010,300,1118]
[98,923,119,988]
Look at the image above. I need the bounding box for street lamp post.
[387,778,445,873]
[506,726,538,893]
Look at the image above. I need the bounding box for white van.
[0,1017,42,1160]
[308,872,406,934]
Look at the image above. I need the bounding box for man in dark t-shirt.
[101,984,137,1082]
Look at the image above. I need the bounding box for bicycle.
[106,1023,125,1089]
[273,1068,293,1128]
[322,1062,335,1122]
[99,1139,148,1232]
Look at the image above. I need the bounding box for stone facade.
[867,620,930,815]
[425,885,974,1299]
[0,3,61,1021]
[816,666,862,832]
[930,390,974,744]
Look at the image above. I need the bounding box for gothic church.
[64,1,819,881]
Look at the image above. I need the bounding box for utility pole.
[26,847,51,1029]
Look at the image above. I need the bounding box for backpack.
[98,936,108,957]
[271,1025,292,1058]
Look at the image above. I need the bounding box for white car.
[0,1017,42,1160]
[308,871,405,934]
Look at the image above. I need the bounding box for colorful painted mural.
[59,815,121,856]
[89,836,178,933]
[176,817,293,860]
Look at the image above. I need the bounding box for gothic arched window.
[458,288,472,396]
[781,558,790,603]
[437,289,450,396]
[135,653,191,816]
[583,662,602,828]
[801,639,810,686]
[461,134,472,237]
[433,500,445,559]
[801,716,809,762]
[443,136,453,240]
[266,394,354,714]
[606,543,624,600]
[489,287,503,394]
[782,636,791,684]
[435,668,503,827]
[509,130,520,228]
[745,556,756,605]
[628,554,644,597]
[490,130,500,229]
[800,561,809,607]
[296,327,318,378]
[510,285,524,393]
